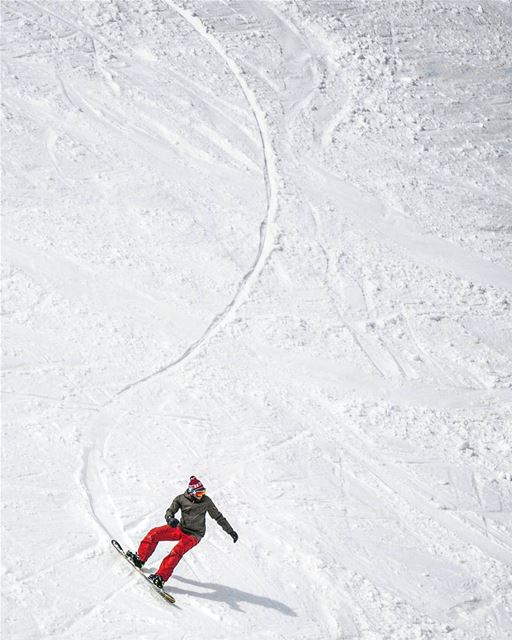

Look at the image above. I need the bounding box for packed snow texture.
[2,1,512,639]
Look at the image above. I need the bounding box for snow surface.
[2,1,512,638]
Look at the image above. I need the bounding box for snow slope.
[2,1,512,638]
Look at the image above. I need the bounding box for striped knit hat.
[187,476,205,495]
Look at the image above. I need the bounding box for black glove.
[166,515,179,528]
[230,531,238,543]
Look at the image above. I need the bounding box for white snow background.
[2,1,512,639]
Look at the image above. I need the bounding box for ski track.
[108,0,279,403]
[73,0,281,584]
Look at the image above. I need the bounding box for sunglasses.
[193,490,206,499]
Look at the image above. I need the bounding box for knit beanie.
[187,476,205,494]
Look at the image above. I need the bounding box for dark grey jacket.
[166,493,235,540]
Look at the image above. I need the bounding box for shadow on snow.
[171,575,297,616]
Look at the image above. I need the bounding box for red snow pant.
[137,524,200,582]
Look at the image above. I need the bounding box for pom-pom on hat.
[187,476,205,494]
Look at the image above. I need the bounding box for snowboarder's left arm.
[207,499,238,542]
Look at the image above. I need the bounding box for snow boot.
[148,574,164,589]
[126,550,144,569]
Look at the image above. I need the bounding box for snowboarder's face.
[193,490,206,502]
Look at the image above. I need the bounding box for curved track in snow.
[77,0,281,578]
[109,0,279,402]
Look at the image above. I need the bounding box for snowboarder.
[126,476,238,588]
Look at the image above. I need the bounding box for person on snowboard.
[126,476,238,588]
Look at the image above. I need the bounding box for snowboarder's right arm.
[165,495,181,527]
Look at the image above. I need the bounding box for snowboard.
[111,539,176,604]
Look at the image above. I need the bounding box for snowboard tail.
[111,539,176,604]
